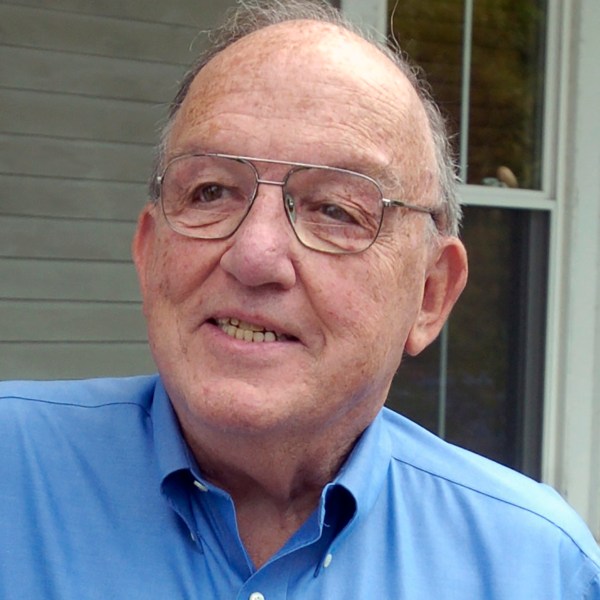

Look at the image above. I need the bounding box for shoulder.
[0,375,164,479]
[381,407,563,512]
[0,375,160,415]
[379,407,600,568]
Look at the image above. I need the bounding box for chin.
[175,379,312,437]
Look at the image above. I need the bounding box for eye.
[318,203,359,224]
[190,183,228,204]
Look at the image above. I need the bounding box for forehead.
[168,21,432,179]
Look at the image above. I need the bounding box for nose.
[219,182,298,289]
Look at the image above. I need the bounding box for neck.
[182,425,362,568]
[187,426,355,504]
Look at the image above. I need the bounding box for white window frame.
[341,0,600,538]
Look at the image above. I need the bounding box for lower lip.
[202,321,298,354]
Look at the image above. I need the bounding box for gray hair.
[150,0,462,236]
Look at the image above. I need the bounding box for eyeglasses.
[155,153,437,255]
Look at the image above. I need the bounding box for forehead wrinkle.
[172,92,399,175]
[329,81,436,202]
[171,19,436,201]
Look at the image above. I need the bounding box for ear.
[404,237,468,356]
[132,203,158,295]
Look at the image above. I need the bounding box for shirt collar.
[333,409,391,507]
[151,377,392,501]
[150,378,392,561]
[319,410,392,550]
[150,377,195,481]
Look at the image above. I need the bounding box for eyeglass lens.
[160,155,385,254]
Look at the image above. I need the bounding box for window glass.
[389,0,547,189]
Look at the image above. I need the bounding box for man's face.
[134,22,466,447]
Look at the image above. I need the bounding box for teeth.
[216,318,285,342]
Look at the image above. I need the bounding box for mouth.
[211,317,296,343]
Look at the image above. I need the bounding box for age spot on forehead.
[170,19,435,196]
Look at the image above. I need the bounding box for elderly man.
[1,1,598,598]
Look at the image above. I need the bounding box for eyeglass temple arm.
[382,198,437,215]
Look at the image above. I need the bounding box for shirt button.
[193,480,208,492]
[249,593,265,600]
[323,553,333,568]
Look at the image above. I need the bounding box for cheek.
[144,235,218,309]
[141,238,205,370]
[342,248,425,354]
[141,243,173,319]
[318,251,419,347]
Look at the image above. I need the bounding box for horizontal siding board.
[0,215,135,261]
[1,175,145,221]
[0,134,152,182]
[1,46,186,102]
[3,0,229,28]
[1,300,147,342]
[0,258,141,302]
[0,4,199,64]
[0,342,155,379]
[0,89,161,144]
[0,0,237,381]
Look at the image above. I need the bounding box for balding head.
[150,0,461,235]
[170,20,433,200]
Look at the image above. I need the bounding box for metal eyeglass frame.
[155,152,439,255]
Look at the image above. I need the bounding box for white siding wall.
[547,0,600,541]
[0,0,233,379]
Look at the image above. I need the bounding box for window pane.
[469,0,547,189]
[389,0,547,189]
[386,207,548,477]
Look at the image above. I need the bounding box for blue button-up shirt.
[1,375,599,599]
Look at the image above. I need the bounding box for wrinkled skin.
[133,20,467,566]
